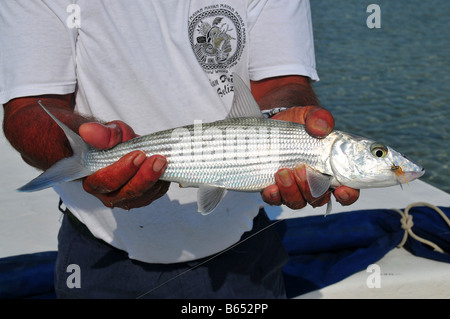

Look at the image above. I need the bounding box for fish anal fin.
[197,186,227,215]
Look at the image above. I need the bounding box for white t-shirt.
[0,0,318,263]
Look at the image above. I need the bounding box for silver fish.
[19,74,425,214]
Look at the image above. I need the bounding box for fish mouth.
[404,167,425,182]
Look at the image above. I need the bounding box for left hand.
[260,106,360,209]
[80,120,170,210]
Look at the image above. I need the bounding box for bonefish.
[19,74,425,214]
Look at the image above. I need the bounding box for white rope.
[391,202,450,253]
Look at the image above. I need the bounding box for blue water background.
[310,0,449,193]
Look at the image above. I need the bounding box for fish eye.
[370,143,388,158]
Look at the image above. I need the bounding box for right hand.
[260,106,360,209]
[79,121,170,210]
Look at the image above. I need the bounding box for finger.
[261,184,282,206]
[333,186,360,206]
[147,180,170,202]
[271,106,308,123]
[275,168,307,210]
[106,120,137,142]
[293,164,330,207]
[116,155,167,200]
[271,106,335,138]
[83,151,146,194]
[79,122,123,149]
[304,107,335,138]
[107,180,170,210]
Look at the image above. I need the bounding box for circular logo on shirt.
[189,5,245,73]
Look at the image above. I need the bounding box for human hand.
[260,106,360,210]
[79,121,170,210]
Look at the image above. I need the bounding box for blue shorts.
[54,209,288,299]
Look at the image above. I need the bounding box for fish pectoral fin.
[197,186,227,215]
[305,166,333,198]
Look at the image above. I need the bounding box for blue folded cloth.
[276,204,450,298]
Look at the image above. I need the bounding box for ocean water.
[310,0,450,193]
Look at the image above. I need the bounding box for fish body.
[86,117,332,191]
[19,74,425,214]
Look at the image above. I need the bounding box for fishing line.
[135,196,328,299]
[135,216,286,299]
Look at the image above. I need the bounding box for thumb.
[304,107,335,138]
[79,122,124,149]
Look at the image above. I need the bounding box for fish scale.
[84,118,331,191]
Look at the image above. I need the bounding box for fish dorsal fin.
[197,185,227,215]
[226,73,264,119]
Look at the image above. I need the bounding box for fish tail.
[18,101,92,192]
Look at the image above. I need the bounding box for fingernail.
[314,118,329,135]
[339,190,350,202]
[278,169,292,187]
[133,153,146,167]
[153,157,167,173]
[270,191,279,199]
[294,164,306,182]
[104,123,122,149]
[105,123,118,129]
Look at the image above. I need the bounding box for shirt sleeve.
[0,0,77,104]
[247,0,319,82]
